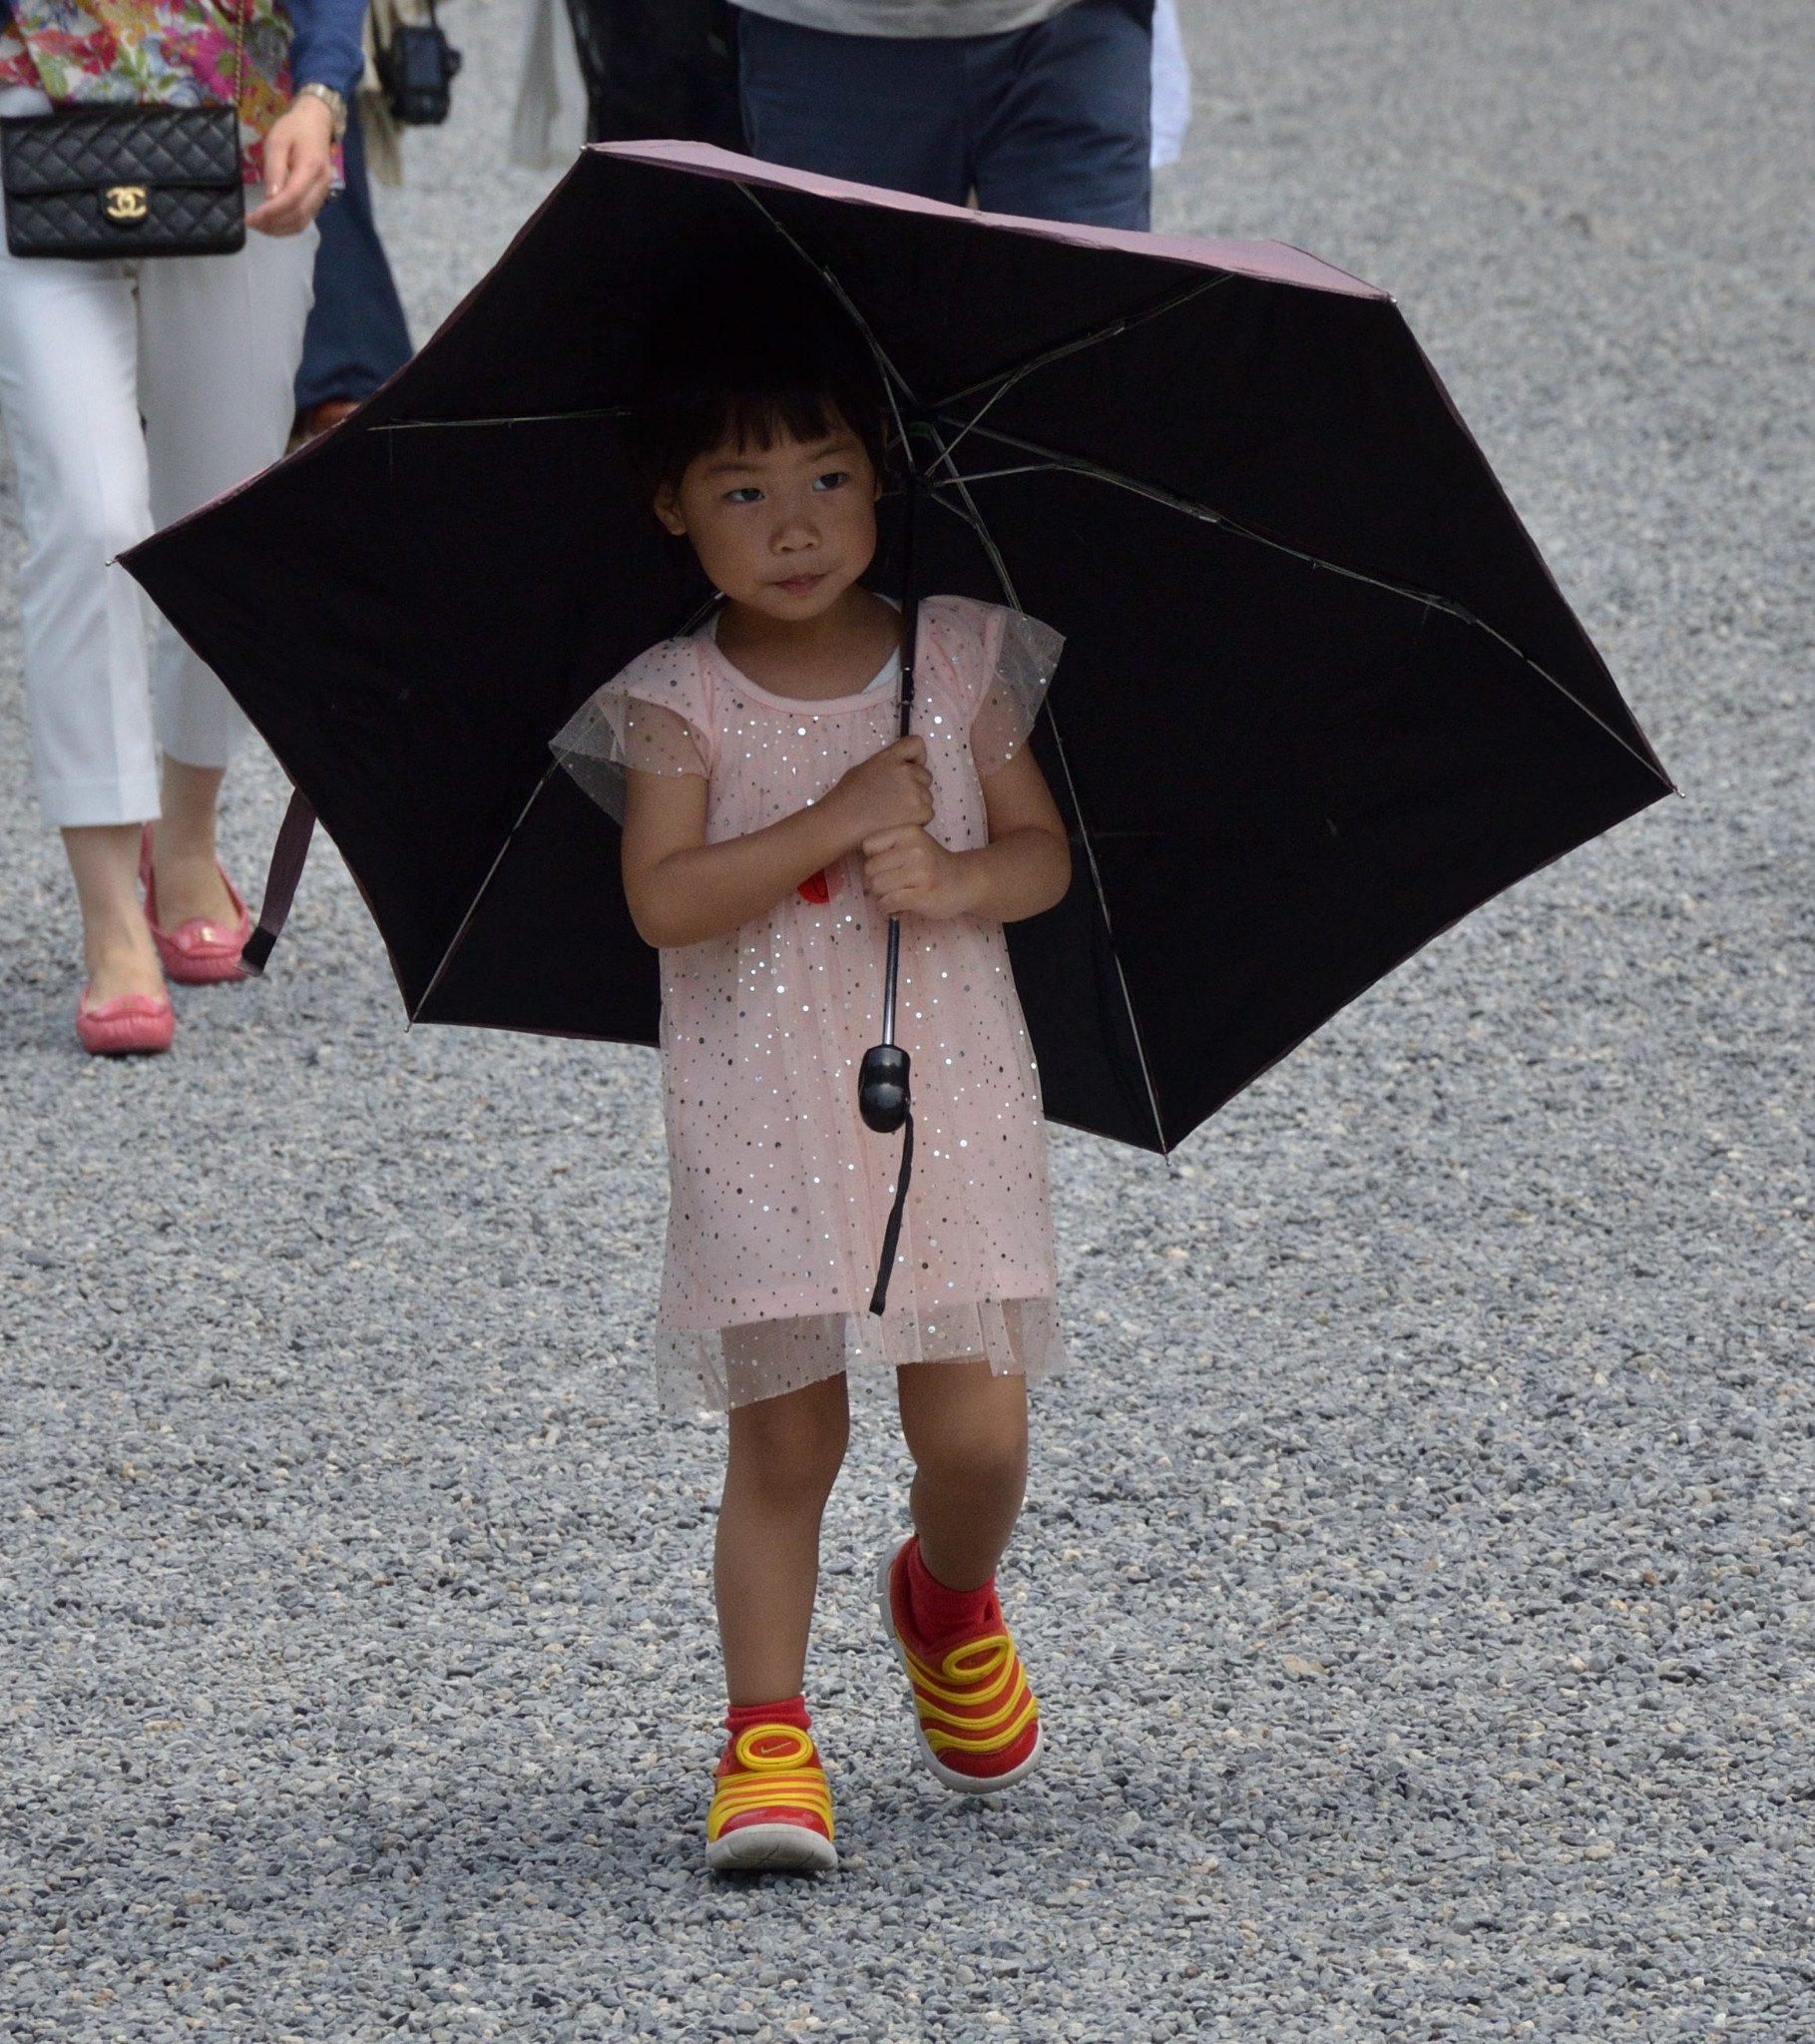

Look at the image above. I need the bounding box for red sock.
[723,1694,812,1739]
[906,1538,995,1645]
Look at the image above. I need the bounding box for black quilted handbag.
[0,103,245,258]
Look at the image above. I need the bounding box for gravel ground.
[3,1,1813,2038]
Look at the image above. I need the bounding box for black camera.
[378,3,463,127]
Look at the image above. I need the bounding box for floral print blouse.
[0,0,364,183]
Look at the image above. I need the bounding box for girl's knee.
[726,1377,849,1505]
[900,1363,1026,1474]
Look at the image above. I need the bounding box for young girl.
[555,285,1073,1872]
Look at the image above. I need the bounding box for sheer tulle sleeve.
[551,643,713,822]
[969,607,1065,778]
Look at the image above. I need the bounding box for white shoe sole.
[704,1821,837,1873]
[875,1543,1046,1796]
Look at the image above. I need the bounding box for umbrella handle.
[859,1034,909,1134]
[860,916,908,1131]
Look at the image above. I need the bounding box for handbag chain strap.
[222,0,249,126]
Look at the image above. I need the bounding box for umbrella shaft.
[879,458,924,1053]
[899,457,922,737]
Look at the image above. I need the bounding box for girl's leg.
[886,1361,1043,1793]
[137,230,318,929]
[895,1358,1029,1591]
[715,1371,850,1705]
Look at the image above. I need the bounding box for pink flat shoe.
[75,989,174,1056]
[139,823,251,984]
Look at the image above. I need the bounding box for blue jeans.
[293,108,413,413]
[737,0,1152,230]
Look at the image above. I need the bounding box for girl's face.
[655,418,880,623]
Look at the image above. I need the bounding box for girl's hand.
[862,825,976,919]
[246,96,336,236]
[826,737,933,848]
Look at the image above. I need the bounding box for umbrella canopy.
[123,141,1670,1153]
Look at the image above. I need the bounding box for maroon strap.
[238,788,315,977]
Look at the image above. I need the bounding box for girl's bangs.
[716,386,849,456]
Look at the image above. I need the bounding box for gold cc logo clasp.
[103,184,150,224]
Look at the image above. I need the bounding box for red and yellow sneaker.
[877,1538,1044,1794]
[703,1717,837,1872]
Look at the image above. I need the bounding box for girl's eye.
[811,470,849,493]
[724,486,763,505]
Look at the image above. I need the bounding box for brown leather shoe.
[289,397,361,449]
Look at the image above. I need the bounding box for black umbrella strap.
[867,1110,914,1317]
[238,788,316,977]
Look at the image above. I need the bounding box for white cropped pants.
[0,94,315,826]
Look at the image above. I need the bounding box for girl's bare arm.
[622,736,933,949]
[862,746,1071,923]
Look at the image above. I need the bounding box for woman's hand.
[246,95,336,236]
[824,736,933,849]
[863,825,976,919]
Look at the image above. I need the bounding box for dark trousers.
[563,0,743,148]
[737,0,1151,230]
[293,107,413,413]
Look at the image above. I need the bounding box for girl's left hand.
[246,96,336,236]
[862,825,976,919]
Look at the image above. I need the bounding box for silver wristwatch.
[293,82,349,143]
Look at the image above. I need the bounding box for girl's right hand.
[827,737,933,845]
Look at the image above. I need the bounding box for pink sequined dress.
[555,595,1069,1414]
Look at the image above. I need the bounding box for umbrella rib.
[921,469,1169,1154]
[927,462,1055,487]
[1036,697,1171,1154]
[410,757,566,1025]
[920,452,1025,612]
[416,562,729,1021]
[678,590,725,635]
[932,274,1233,463]
[413,582,727,1023]
[732,184,924,453]
[370,407,632,432]
[942,416,1675,787]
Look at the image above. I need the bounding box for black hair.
[627,263,891,497]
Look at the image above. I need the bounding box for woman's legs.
[895,1358,1029,1591]
[61,825,164,1002]
[292,106,412,424]
[715,1371,850,1705]
[153,757,229,930]
[54,675,240,1009]
[137,229,318,928]
[0,237,169,1002]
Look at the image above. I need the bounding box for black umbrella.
[124,141,1670,1160]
